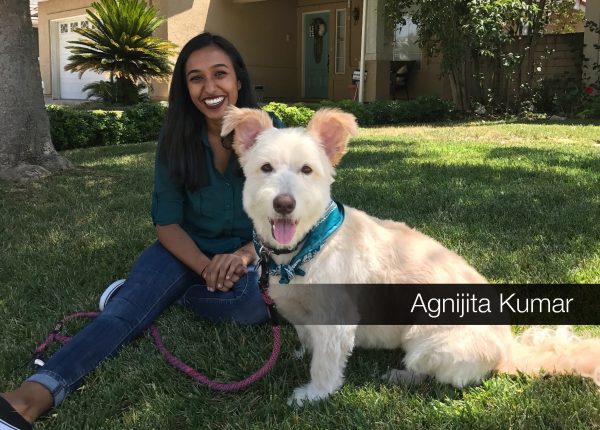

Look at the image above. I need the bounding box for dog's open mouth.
[270,218,298,245]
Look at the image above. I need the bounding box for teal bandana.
[254,200,345,284]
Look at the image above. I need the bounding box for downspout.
[358,0,367,103]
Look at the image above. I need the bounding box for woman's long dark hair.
[161,32,258,191]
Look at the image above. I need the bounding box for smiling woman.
[0,32,284,429]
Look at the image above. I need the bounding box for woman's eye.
[300,165,312,175]
[190,75,203,82]
[261,163,273,173]
[215,70,227,78]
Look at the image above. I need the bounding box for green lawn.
[1,121,599,429]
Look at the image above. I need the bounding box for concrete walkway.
[44,96,86,106]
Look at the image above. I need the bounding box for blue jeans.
[27,241,269,407]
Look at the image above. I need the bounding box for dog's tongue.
[272,219,296,245]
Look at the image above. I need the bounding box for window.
[335,9,346,74]
[393,16,421,62]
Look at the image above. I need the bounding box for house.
[35,0,599,103]
[36,0,402,102]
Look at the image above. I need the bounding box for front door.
[303,11,329,99]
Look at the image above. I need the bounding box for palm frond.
[65,0,177,90]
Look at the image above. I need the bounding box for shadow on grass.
[335,140,600,282]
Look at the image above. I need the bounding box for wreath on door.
[309,17,327,64]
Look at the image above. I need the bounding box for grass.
[1,120,599,429]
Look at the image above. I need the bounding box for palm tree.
[65,0,176,104]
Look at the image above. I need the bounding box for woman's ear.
[237,81,242,90]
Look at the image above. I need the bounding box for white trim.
[358,0,367,103]
[334,8,346,75]
[49,19,60,99]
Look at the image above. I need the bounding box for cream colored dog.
[222,107,600,405]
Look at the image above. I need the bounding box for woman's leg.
[1,241,200,422]
[180,264,270,325]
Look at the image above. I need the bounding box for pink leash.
[33,298,281,392]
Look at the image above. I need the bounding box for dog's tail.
[497,326,600,385]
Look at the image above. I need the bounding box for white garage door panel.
[58,17,105,100]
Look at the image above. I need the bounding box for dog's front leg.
[288,325,357,406]
[293,325,312,359]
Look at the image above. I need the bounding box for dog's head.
[222,107,357,249]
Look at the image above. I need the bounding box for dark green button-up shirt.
[151,113,283,255]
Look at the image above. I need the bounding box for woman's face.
[185,45,240,124]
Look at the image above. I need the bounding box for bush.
[83,79,149,105]
[407,96,455,122]
[577,96,600,119]
[46,97,456,151]
[121,102,168,143]
[46,105,123,150]
[262,102,315,127]
[320,99,374,126]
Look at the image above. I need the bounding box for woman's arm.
[156,225,256,292]
[156,223,211,277]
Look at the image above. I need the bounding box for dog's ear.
[221,106,274,155]
[307,108,358,166]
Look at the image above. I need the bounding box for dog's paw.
[287,384,332,407]
[293,345,306,359]
[382,368,426,386]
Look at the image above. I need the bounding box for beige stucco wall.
[152,0,297,101]
[584,1,600,84]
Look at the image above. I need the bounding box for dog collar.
[254,200,345,284]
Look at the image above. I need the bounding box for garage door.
[57,17,105,99]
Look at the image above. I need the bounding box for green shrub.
[262,102,315,127]
[121,102,167,143]
[46,105,123,150]
[46,97,455,151]
[320,99,374,126]
[577,95,600,119]
[406,96,454,122]
[83,79,149,105]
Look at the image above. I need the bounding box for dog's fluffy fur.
[222,107,600,405]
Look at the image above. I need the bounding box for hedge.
[46,103,167,151]
[265,97,454,127]
[47,97,454,150]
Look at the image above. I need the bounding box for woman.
[0,32,283,430]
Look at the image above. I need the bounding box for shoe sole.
[99,279,126,311]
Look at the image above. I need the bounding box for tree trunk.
[521,0,547,106]
[0,0,72,183]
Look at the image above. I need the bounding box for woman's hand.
[202,254,247,292]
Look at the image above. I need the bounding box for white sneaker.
[99,279,126,311]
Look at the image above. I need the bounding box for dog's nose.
[273,194,296,215]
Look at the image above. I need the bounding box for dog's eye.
[300,165,312,175]
[261,163,273,173]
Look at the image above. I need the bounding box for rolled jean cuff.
[27,370,68,408]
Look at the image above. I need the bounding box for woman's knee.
[180,268,269,324]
